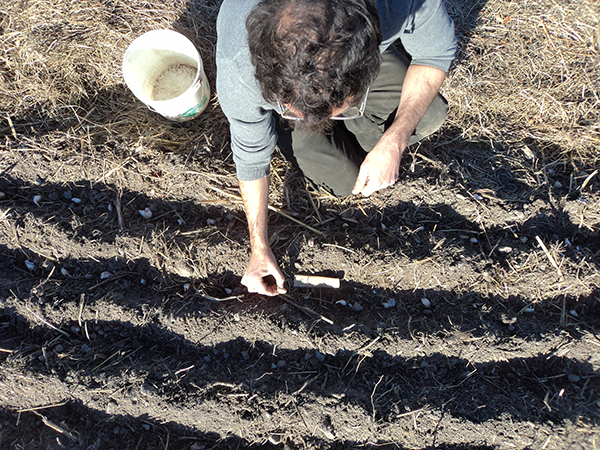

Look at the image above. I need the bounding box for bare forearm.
[239,177,270,251]
[387,64,446,147]
[352,64,446,197]
[238,176,286,295]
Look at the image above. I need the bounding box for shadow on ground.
[0,404,499,450]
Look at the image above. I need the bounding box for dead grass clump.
[446,0,599,168]
[0,0,226,153]
[2,1,153,115]
[1,0,598,171]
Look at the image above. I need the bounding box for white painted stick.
[293,275,340,289]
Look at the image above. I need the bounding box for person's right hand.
[241,247,286,296]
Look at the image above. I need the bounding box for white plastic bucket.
[122,30,210,122]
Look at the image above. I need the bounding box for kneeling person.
[216,0,457,295]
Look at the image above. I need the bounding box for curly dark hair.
[247,0,382,132]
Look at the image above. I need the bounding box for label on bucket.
[181,88,209,119]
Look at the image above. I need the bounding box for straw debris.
[1,2,599,449]
[445,0,599,167]
[1,0,225,153]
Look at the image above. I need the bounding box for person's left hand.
[352,135,404,197]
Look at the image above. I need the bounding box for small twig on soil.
[0,348,14,353]
[202,293,243,302]
[291,375,318,396]
[535,236,564,281]
[341,336,380,373]
[21,302,69,338]
[415,152,443,168]
[115,189,124,230]
[396,406,428,418]
[78,293,85,328]
[17,401,68,413]
[92,349,120,372]
[174,364,195,376]
[284,164,291,211]
[293,275,340,288]
[448,368,478,389]
[211,186,324,235]
[543,390,552,413]
[293,402,310,432]
[321,243,356,254]
[371,375,384,423]
[0,208,11,222]
[6,115,17,139]
[32,410,77,441]
[29,249,58,263]
[541,436,552,450]
[100,156,133,182]
[358,336,381,355]
[208,382,237,390]
[438,229,479,234]
[580,169,598,191]
[88,273,128,291]
[42,264,56,285]
[407,316,416,341]
[84,322,91,341]
[280,294,334,325]
[307,192,323,224]
[163,429,170,450]
[135,433,144,450]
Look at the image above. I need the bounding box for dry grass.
[0,0,599,170]
[0,0,225,154]
[1,3,599,448]
[445,0,600,167]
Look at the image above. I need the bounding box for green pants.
[276,47,448,197]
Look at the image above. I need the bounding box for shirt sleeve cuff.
[410,58,454,73]
[235,164,271,181]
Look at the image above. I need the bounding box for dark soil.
[1,0,599,449]
[1,131,599,449]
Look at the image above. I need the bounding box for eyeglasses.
[278,85,370,121]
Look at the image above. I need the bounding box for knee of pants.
[323,176,356,198]
[416,95,449,138]
[295,152,359,198]
[283,121,364,198]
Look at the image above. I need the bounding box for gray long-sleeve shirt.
[216,0,457,181]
